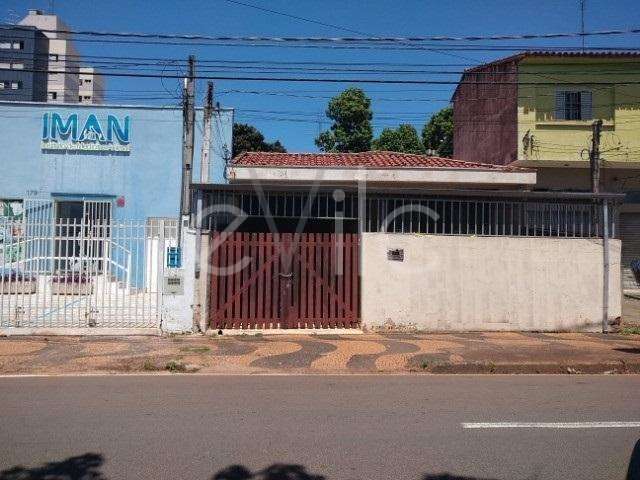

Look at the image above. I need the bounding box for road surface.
[0,375,639,479]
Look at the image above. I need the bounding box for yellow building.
[453,51,640,290]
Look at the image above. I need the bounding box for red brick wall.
[453,61,518,165]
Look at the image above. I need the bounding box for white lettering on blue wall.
[41,113,131,153]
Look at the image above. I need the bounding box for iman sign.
[41,112,131,153]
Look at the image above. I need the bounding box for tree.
[315,88,373,152]
[232,123,286,156]
[372,124,425,154]
[422,106,453,157]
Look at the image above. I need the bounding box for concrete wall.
[361,233,621,332]
[162,229,197,333]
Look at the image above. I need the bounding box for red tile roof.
[231,151,529,171]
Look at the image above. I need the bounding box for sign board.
[41,112,131,153]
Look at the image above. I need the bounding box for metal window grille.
[192,188,617,239]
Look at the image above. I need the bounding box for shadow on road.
[210,464,500,480]
[0,453,105,480]
[212,464,324,480]
[629,438,640,480]
[421,474,498,480]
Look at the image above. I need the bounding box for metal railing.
[191,186,619,239]
[0,218,178,328]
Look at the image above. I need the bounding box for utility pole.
[589,118,609,333]
[200,81,214,183]
[178,55,196,246]
[194,81,213,333]
[589,119,602,193]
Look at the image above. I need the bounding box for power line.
[3,23,640,43]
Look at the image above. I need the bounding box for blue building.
[0,101,233,222]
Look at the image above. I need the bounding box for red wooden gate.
[208,232,360,329]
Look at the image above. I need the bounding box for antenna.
[580,0,586,51]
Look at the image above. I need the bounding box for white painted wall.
[227,165,536,187]
[361,233,621,332]
[161,228,196,333]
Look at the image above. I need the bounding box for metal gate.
[0,215,177,328]
[620,212,640,290]
[208,232,360,329]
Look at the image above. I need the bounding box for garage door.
[620,212,640,290]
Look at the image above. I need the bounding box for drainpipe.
[602,199,610,333]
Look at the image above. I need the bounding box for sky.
[3,0,640,152]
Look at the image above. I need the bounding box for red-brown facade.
[453,59,519,166]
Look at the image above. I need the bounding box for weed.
[179,346,211,354]
[488,362,496,374]
[621,326,640,335]
[142,359,161,371]
[165,360,187,373]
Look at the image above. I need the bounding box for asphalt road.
[0,375,639,480]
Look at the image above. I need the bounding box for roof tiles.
[231,151,528,171]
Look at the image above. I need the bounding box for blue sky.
[3,0,640,152]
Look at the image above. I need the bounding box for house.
[191,151,622,333]
[452,51,640,289]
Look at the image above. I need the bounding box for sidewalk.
[1,331,639,375]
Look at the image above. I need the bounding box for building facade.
[0,101,233,222]
[190,152,621,333]
[452,51,640,289]
[79,67,104,104]
[0,26,49,102]
[18,10,105,104]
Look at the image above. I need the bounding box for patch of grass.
[420,360,430,370]
[165,360,187,373]
[487,362,496,374]
[621,326,640,335]
[142,359,161,371]
[179,346,211,354]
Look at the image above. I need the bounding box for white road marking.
[463,422,640,429]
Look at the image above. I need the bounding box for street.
[0,375,639,479]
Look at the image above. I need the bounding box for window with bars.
[555,90,592,120]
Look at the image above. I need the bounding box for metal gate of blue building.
[0,199,177,329]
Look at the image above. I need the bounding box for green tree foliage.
[421,106,453,157]
[315,88,373,152]
[233,123,286,156]
[372,124,425,154]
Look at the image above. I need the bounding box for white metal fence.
[0,217,177,329]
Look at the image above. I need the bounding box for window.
[85,78,92,84]
[555,90,592,120]
[11,63,24,70]
[10,81,21,90]
[49,54,59,61]
[0,42,10,49]
[0,63,9,69]
[12,41,24,50]
[78,95,82,102]
[48,91,57,100]
[84,95,91,100]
